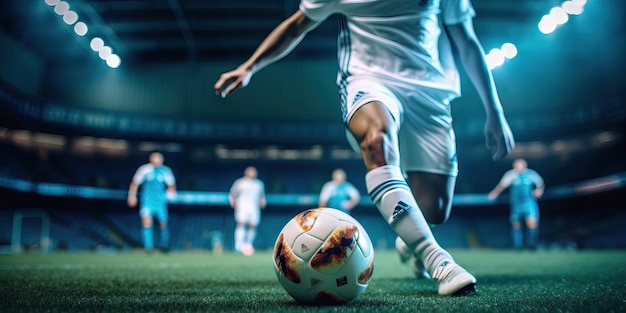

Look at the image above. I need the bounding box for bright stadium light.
[501,43,518,59]
[572,0,587,7]
[486,48,505,69]
[74,22,88,36]
[45,0,60,6]
[53,1,69,15]
[538,15,557,34]
[550,7,569,25]
[90,37,104,51]
[562,1,584,15]
[106,54,121,68]
[98,46,112,60]
[62,10,78,25]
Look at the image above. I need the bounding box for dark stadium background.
[1,0,625,253]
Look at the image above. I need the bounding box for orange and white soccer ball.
[272,208,374,305]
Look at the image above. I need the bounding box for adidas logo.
[352,91,367,105]
[301,243,310,253]
[392,201,411,220]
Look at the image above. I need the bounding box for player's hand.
[127,196,137,208]
[214,66,252,98]
[484,113,515,161]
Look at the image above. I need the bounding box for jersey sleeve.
[440,0,476,25]
[530,170,545,187]
[300,0,338,22]
[318,182,332,203]
[131,164,150,185]
[347,183,360,200]
[498,170,516,188]
[164,166,176,186]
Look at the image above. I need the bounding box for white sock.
[234,225,245,252]
[245,227,257,248]
[366,165,453,275]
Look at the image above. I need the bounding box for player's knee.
[359,130,387,166]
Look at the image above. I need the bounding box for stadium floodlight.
[90,37,104,52]
[62,10,78,25]
[562,1,584,15]
[486,48,505,69]
[106,54,121,68]
[501,43,518,59]
[549,7,569,25]
[98,46,112,60]
[44,0,60,6]
[74,22,88,36]
[53,1,69,15]
[538,15,557,34]
[571,0,587,7]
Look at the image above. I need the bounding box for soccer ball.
[272,208,374,305]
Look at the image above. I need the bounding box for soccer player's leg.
[525,203,540,250]
[234,209,246,253]
[510,210,523,250]
[348,99,474,296]
[156,205,169,252]
[139,207,154,252]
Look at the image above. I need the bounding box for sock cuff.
[366,165,408,203]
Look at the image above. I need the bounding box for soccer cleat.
[432,262,477,296]
[242,244,255,256]
[395,237,431,279]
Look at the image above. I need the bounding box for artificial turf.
[0,249,624,313]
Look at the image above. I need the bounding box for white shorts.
[342,77,458,177]
[235,208,260,226]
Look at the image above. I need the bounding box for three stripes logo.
[301,243,310,253]
[392,201,411,221]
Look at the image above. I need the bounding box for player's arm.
[127,181,139,208]
[259,184,267,209]
[533,174,545,198]
[487,184,505,200]
[443,19,515,161]
[228,187,237,209]
[344,186,361,211]
[533,183,545,199]
[214,10,319,98]
[318,184,330,207]
[165,169,177,200]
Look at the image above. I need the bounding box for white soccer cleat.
[432,262,477,296]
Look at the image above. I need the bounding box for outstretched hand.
[484,114,515,161]
[214,66,252,98]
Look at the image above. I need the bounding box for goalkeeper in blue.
[489,158,545,250]
[127,152,177,253]
[214,0,515,296]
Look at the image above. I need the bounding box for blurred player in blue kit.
[127,152,176,252]
[229,166,266,256]
[319,168,360,214]
[489,158,544,250]
[215,0,515,296]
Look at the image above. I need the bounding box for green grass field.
[1,249,624,313]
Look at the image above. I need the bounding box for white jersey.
[230,177,265,212]
[300,0,475,99]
